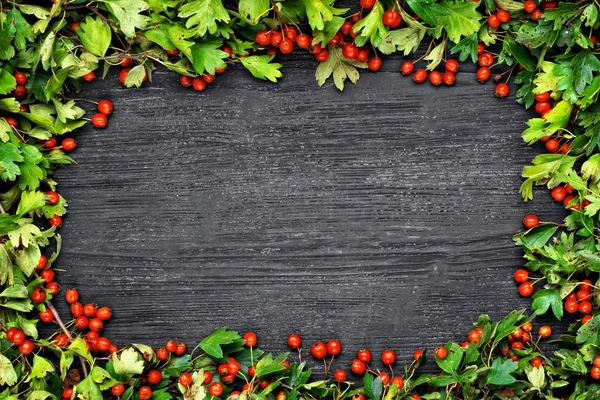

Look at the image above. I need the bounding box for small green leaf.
[200,328,241,359]
[77,16,112,57]
[112,347,146,376]
[487,358,518,386]
[531,289,563,320]
[240,55,282,83]
[30,355,55,379]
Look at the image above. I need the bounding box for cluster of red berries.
[496,322,551,364]
[522,0,558,22]
[91,99,114,129]
[564,280,595,322]
[6,326,35,355]
[486,8,510,28]
[11,70,28,100]
[549,183,589,211]
[34,252,61,301]
[61,288,117,354]
[178,46,230,92]
[400,59,458,87]
[590,355,600,380]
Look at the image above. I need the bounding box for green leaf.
[16,190,46,216]
[516,224,559,249]
[240,55,283,83]
[315,47,367,91]
[199,327,241,359]
[312,16,345,46]
[571,50,600,95]
[495,0,524,12]
[0,299,33,312]
[532,289,563,320]
[105,0,150,38]
[0,98,20,113]
[0,355,17,386]
[487,358,518,386]
[77,16,112,57]
[379,26,425,55]
[27,391,56,400]
[3,9,34,51]
[255,353,288,377]
[582,4,598,27]
[178,0,230,36]
[449,33,478,63]
[533,61,563,94]
[424,41,446,71]
[14,243,41,276]
[18,144,45,191]
[501,39,536,72]
[112,347,146,376]
[239,0,271,23]
[123,65,147,88]
[0,69,17,95]
[74,375,103,400]
[352,1,387,47]
[51,99,85,123]
[435,343,463,374]
[0,142,24,182]
[30,355,55,379]
[437,0,482,44]
[303,0,348,31]
[190,40,228,75]
[0,284,28,298]
[525,365,545,390]
[577,316,600,346]
[406,0,449,26]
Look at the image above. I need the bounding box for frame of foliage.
[1,0,600,399]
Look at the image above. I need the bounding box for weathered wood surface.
[52,53,568,373]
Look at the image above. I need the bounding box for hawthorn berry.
[71,22,80,32]
[279,39,294,54]
[112,384,125,396]
[535,101,551,115]
[513,269,529,283]
[96,307,112,321]
[271,31,284,47]
[83,303,97,317]
[287,333,302,349]
[46,281,59,296]
[583,315,593,325]
[296,34,311,49]
[98,100,113,116]
[40,269,54,283]
[368,57,382,71]
[180,75,193,87]
[6,327,18,342]
[524,0,536,13]
[327,339,342,355]
[75,316,89,330]
[192,78,206,92]
[315,49,329,62]
[390,376,404,388]
[429,71,443,86]
[531,9,542,20]
[119,68,130,84]
[381,349,396,365]
[523,214,539,229]
[65,288,79,304]
[445,59,459,73]
[329,32,343,47]
[350,359,367,375]
[413,349,423,361]
[171,371,191,389]
[147,370,162,385]
[310,341,327,359]
[579,301,593,315]
[14,71,27,85]
[379,372,390,385]
[44,137,57,148]
[592,366,600,380]
[82,71,95,81]
[256,30,271,46]
[382,10,401,28]
[62,138,77,151]
[342,43,359,60]
[487,14,500,28]
[357,348,371,363]
[62,388,73,399]
[495,83,509,98]
[139,386,152,400]
[401,61,414,75]
[538,325,552,339]
[248,366,255,377]
[285,26,298,41]
[91,113,107,128]
[550,186,567,202]
[434,346,447,359]
[518,281,534,297]
[209,382,224,397]
[156,347,168,360]
[356,48,369,63]
[443,71,455,85]
[477,43,485,54]
[476,67,491,82]
[31,287,46,303]
[359,0,376,9]
[478,53,494,67]
[46,191,60,205]
[4,117,18,128]
[467,329,481,343]
[165,340,177,352]
[413,69,427,83]
[534,91,550,102]
[565,299,579,314]
[89,318,103,332]
[244,332,257,347]
[545,138,559,153]
[12,329,25,345]
[333,369,347,381]
[39,309,53,323]
[497,9,510,23]
[19,340,34,355]
[13,85,27,100]
[54,334,69,347]
[176,342,187,356]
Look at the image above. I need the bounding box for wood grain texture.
[51,52,568,373]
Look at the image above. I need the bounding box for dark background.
[52,50,568,373]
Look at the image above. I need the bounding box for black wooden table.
[52,52,567,373]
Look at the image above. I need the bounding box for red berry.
[20,340,34,355]
[119,68,130,84]
[271,31,284,47]
[256,30,271,46]
[94,337,111,352]
[46,191,60,205]
[315,49,329,62]
[14,72,27,85]
[209,382,223,397]
[62,388,73,399]
[243,332,257,347]
[44,137,57,148]
[333,369,347,381]
[545,138,559,153]
[4,117,17,128]
[179,372,193,386]
[513,269,529,283]
[342,43,359,60]
[296,34,311,49]
[379,372,390,385]
[359,0,376,9]
[487,14,500,28]
[98,100,113,116]
[31,287,46,303]
[165,340,177,352]
[284,26,297,42]
[12,329,25,345]
[82,71,95,82]
[413,349,423,361]
[445,59,459,73]
[96,307,112,321]
[565,299,579,314]
[89,318,103,332]
[467,329,481,343]
[579,301,593,315]
[91,113,107,129]
[535,101,551,114]
[49,215,63,227]
[368,57,382,71]
[176,342,187,356]
[40,269,54,283]
[147,370,162,385]
[327,339,342,355]
[381,349,396,365]
[180,75,193,87]
[75,316,89,330]
[341,21,354,36]
[523,214,539,229]
[54,334,69,347]
[46,281,59,296]
[534,91,550,102]
[401,61,414,75]
[350,359,366,375]
[478,53,494,67]
[112,384,125,396]
[390,376,404,388]
[310,341,327,359]
[287,333,302,349]
[443,72,455,86]
[65,288,78,304]
[583,315,593,325]
[518,281,534,297]
[524,1,536,13]
[476,67,490,82]
[434,346,447,359]
[139,386,152,400]
[497,9,510,23]
[538,325,552,338]
[156,347,168,360]
[495,83,509,98]
[71,22,80,33]
[413,69,427,83]
[279,38,294,54]
[531,9,542,20]
[83,303,97,318]
[13,85,27,100]
[429,71,443,86]
[382,10,402,28]
[192,78,206,92]
[356,48,369,63]
[551,186,566,202]
[39,309,53,323]
[62,137,76,151]
[357,348,371,363]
